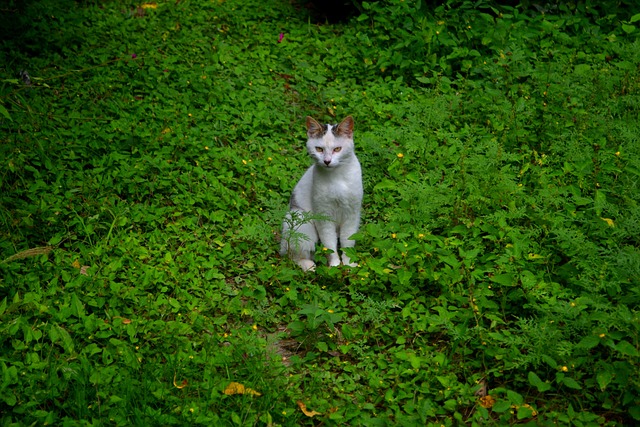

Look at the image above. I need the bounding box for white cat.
[280,116,363,271]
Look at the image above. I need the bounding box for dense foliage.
[1,0,639,425]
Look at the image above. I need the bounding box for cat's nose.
[324,159,331,166]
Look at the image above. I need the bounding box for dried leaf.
[223,382,261,396]
[297,401,322,417]
[72,260,81,269]
[173,372,188,389]
[80,265,89,276]
[478,395,496,409]
[140,2,157,8]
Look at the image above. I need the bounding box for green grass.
[1,0,640,425]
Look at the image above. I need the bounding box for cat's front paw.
[297,259,316,271]
[327,253,341,267]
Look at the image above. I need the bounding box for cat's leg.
[281,212,317,271]
[316,220,341,267]
[339,217,360,267]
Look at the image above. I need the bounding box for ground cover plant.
[1,0,639,425]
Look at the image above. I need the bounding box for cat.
[280,115,363,271]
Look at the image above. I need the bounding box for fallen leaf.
[478,395,496,409]
[80,265,89,275]
[297,401,322,417]
[173,372,188,389]
[72,260,81,269]
[223,382,261,396]
[140,2,157,8]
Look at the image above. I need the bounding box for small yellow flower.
[397,153,404,158]
[615,151,620,156]
[204,146,209,150]
[561,366,569,372]
[599,333,606,338]
[267,157,272,161]
[201,75,207,79]
[327,309,334,313]
[391,233,397,239]
[252,324,258,331]
[242,159,247,165]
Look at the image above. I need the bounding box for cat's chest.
[311,167,362,204]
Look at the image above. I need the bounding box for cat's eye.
[333,147,342,153]
[315,147,324,153]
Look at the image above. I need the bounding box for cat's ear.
[306,116,324,139]
[335,116,354,139]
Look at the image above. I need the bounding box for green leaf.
[517,405,535,420]
[71,293,86,318]
[576,335,600,350]
[615,340,639,357]
[490,273,515,286]
[596,370,613,391]
[506,390,523,406]
[622,24,636,34]
[574,64,591,75]
[0,103,11,121]
[528,371,552,392]
[492,400,511,413]
[562,377,582,390]
[374,179,397,191]
[316,341,328,352]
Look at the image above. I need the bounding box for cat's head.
[305,116,355,168]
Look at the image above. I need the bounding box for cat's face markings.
[306,116,354,168]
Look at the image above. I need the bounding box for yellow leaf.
[173,372,188,389]
[297,401,322,417]
[223,382,261,396]
[140,2,157,9]
[478,395,496,409]
[71,260,81,269]
[600,217,615,227]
